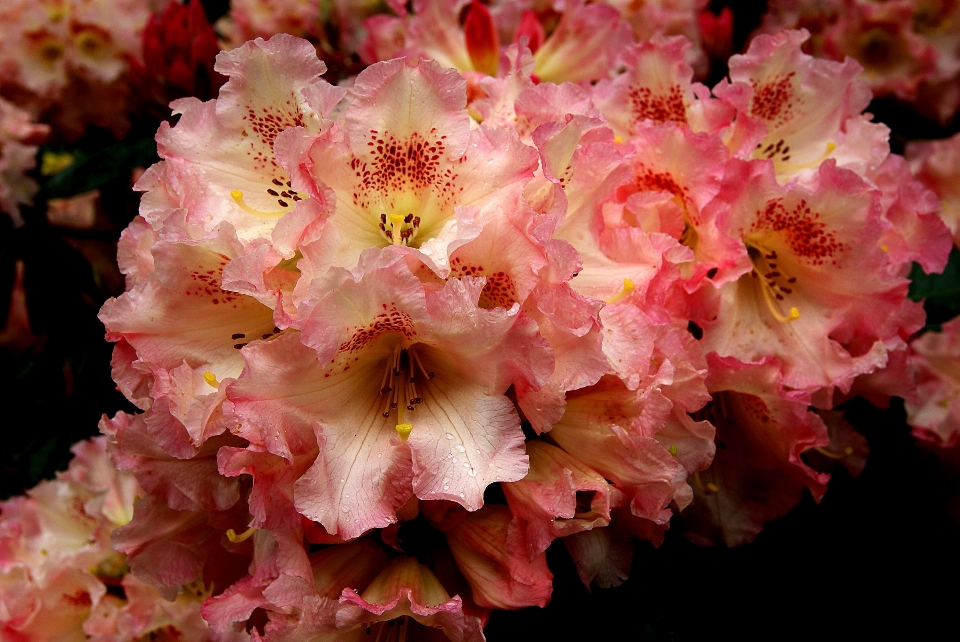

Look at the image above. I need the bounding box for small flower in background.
[0,96,49,227]
[129,0,226,116]
[0,0,171,140]
[907,132,960,248]
[0,438,233,641]
[758,0,960,123]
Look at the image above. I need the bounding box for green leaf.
[28,438,58,485]
[909,247,960,330]
[41,137,158,199]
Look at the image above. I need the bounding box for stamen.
[773,141,837,172]
[813,446,854,460]
[410,347,435,379]
[226,527,256,543]
[760,280,800,323]
[231,190,287,218]
[605,278,635,304]
[694,470,719,494]
[747,245,801,323]
[668,444,678,456]
[203,371,219,387]
[379,212,422,246]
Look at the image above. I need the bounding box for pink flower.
[0,96,48,226]
[700,160,914,394]
[906,318,960,446]
[906,132,960,248]
[682,354,830,546]
[226,250,549,539]
[292,54,537,279]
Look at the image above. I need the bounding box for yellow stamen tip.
[789,307,800,320]
[226,527,256,543]
[843,446,854,455]
[396,423,413,441]
[605,278,635,304]
[203,371,219,387]
[389,213,405,225]
[614,135,624,144]
[230,189,244,200]
[826,141,837,154]
[880,245,888,252]
[669,444,678,456]
[706,482,720,493]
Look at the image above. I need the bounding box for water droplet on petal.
[455,444,466,453]
[462,461,470,468]
[459,493,465,498]
[468,468,477,477]
[341,506,350,513]
[445,433,454,440]
[442,485,449,491]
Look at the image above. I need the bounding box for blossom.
[682,355,830,547]
[0,438,233,641]
[226,250,547,539]
[758,0,960,122]
[905,318,960,446]
[0,96,48,226]
[906,132,960,248]
[129,0,225,109]
[699,159,916,394]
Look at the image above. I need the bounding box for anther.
[203,371,219,387]
[694,471,719,494]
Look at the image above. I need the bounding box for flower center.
[379,345,434,440]
[35,36,65,66]
[378,212,422,246]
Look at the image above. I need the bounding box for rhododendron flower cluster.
[758,0,960,123]
[87,15,955,635]
[0,438,234,641]
[0,0,172,137]
[907,132,960,248]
